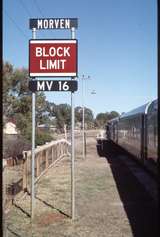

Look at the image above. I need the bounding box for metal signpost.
[29,18,78,221]
[71,27,76,220]
[31,27,36,219]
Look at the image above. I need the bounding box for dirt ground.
[4,130,158,237]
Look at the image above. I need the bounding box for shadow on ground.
[96,139,159,237]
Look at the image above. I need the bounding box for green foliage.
[95,113,107,128]
[36,131,53,146]
[75,106,82,122]
[75,106,94,129]
[108,111,119,120]
[95,111,120,128]
[54,103,71,131]
[84,107,94,122]
[3,61,53,145]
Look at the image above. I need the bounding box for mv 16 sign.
[29,39,78,77]
[29,80,78,92]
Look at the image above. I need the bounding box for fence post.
[45,149,49,169]
[22,152,27,191]
[36,153,40,177]
[57,144,59,159]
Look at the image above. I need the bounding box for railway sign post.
[31,27,36,220]
[29,18,78,221]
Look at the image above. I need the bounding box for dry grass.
[4,130,157,237]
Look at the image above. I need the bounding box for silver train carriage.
[106,99,158,166]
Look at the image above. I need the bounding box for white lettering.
[36,47,42,57]
[49,60,57,69]
[39,59,67,70]
[36,47,70,57]
[49,19,54,28]
[54,19,59,28]
[65,19,70,29]
[43,19,48,29]
[43,47,49,57]
[64,47,70,57]
[37,19,72,29]
[40,60,46,69]
[57,47,63,57]
[49,47,56,57]
[37,81,45,90]
[60,19,64,28]
[37,19,43,29]
[60,59,66,69]
[46,81,53,90]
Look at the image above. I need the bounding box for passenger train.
[106,99,158,175]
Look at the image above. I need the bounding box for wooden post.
[36,153,40,177]
[45,149,49,169]
[38,152,41,176]
[57,144,59,159]
[22,152,27,191]
[51,146,54,163]
[59,143,61,157]
[56,143,58,158]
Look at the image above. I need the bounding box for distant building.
[37,124,56,132]
[3,122,19,135]
[37,124,49,132]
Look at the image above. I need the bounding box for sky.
[3,0,157,117]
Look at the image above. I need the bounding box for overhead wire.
[18,0,32,18]
[33,0,45,18]
[32,0,47,37]
[4,9,28,39]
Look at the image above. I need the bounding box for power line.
[18,0,32,18]
[4,9,28,39]
[33,0,45,17]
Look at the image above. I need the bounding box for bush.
[36,131,54,146]
[3,135,31,159]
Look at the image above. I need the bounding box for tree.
[54,104,71,132]
[95,111,120,128]
[75,106,94,129]
[3,62,16,119]
[95,113,107,128]
[3,134,31,159]
[107,111,119,120]
[3,61,53,145]
[75,106,83,123]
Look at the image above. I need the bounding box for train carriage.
[147,99,158,162]
[118,103,149,162]
[106,117,119,143]
[106,99,158,174]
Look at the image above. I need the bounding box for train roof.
[120,102,150,119]
[107,116,119,124]
[107,99,157,122]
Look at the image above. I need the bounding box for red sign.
[29,39,77,77]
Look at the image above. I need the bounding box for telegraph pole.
[71,27,76,220]
[81,75,90,159]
